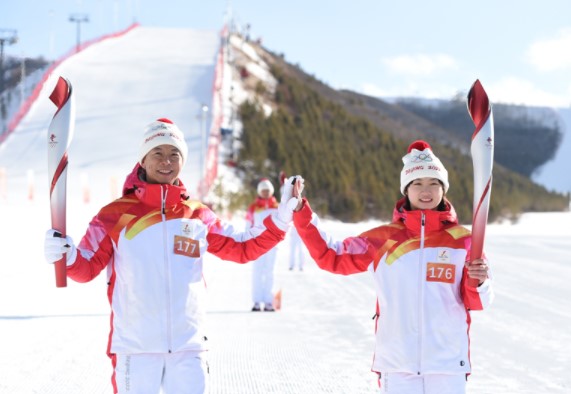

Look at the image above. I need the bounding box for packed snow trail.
[0,199,380,393]
[1,199,570,393]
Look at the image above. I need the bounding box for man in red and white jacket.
[44,118,300,394]
[289,141,494,394]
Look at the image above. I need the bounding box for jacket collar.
[392,197,458,234]
[122,163,188,208]
[252,196,278,208]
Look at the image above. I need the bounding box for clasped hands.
[276,175,304,226]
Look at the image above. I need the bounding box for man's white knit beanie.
[257,178,275,197]
[400,140,449,195]
[139,118,188,165]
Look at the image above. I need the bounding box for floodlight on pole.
[69,14,89,53]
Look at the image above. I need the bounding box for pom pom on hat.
[139,118,188,165]
[407,140,431,152]
[400,140,449,195]
[257,178,274,197]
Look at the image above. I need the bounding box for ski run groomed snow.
[0,26,570,394]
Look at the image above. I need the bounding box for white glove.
[44,229,77,266]
[275,175,304,229]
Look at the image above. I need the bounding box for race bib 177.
[173,235,200,258]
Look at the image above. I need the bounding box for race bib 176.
[426,262,455,284]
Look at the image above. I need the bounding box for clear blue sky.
[3,0,571,108]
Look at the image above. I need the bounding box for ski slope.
[0,26,220,203]
[0,26,570,394]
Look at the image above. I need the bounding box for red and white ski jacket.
[293,197,494,375]
[67,165,287,355]
[245,196,279,228]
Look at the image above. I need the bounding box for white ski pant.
[378,372,466,394]
[288,228,305,270]
[112,351,209,394]
[251,247,277,304]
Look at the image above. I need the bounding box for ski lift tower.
[0,29,18,94]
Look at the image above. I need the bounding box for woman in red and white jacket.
[44,118,299,394]
[290,141,494,394]
[246,178,280,312]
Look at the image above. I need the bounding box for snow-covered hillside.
[0,27,570,394]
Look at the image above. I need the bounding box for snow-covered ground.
[0,26,570,394]
[0,199,570,393]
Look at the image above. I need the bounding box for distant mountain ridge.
[227,36,568,222]
[394,98,563,179]
[261,49,564,182]
[532,107,571,195]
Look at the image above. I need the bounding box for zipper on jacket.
[417,211,426,375]
[161,185,173,352]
